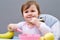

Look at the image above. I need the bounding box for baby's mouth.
[27,16,35,18]
[27,16,33,18]
[27,17,32,18]
[27,17,33,20]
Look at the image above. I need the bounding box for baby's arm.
[8,24,18,32]
[8,22,24,32]
[29,18,52,35]
[38,22,52,36]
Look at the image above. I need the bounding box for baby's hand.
[8,24,18,32]
[30,18,40,28]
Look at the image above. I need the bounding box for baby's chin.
[25,17,36,22]
[26,18,32,20]
[25,19,31,22]
[26,19,32,22]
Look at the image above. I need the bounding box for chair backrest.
[39,14,60,40]
[39,14,59,27]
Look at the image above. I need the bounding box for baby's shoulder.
[16,21,26,27]
[16,21,26,28]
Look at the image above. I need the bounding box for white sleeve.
[39,22,52,35]
[17,22,25,29]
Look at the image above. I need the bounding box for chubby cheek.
[35,14,39,18]
[23,14,27,20]
[33,13,39,18]
[23,13,29,21]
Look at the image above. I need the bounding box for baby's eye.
[25,11,28,13]
[31,10,35,12]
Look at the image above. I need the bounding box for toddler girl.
[8,0,52,36]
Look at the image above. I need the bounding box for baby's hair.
[21,0,40,15]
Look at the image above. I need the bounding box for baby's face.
[23,5,39,22]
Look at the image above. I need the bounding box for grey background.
[0,0,60,36]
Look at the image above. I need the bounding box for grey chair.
[39,14,60,40]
